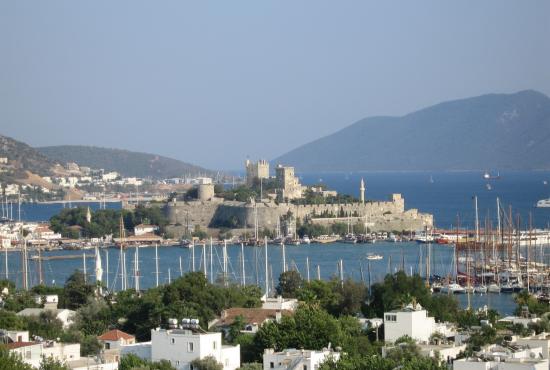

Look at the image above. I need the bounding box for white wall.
[384,310,435,343]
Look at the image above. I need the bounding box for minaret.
[360,178,365,204]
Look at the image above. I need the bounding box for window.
[105,343,110,350]
[385,314,397,322]
[171,338,175,344]
[188,342,194,352]
[213,341,217,350]
[303,366,308,370]
[26,351,31,359]
[270,362,274,368]
[176,361,180,365]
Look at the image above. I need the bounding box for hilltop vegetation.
[0,135,54,182]
[275,90,550,171]
[38,145,214,179]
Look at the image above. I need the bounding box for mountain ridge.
[274,90,550,172]
[37,145,215,179]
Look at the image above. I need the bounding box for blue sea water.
[7,171,550,315]
[300,171,550,229]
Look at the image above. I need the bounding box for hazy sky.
[1,1,549,170]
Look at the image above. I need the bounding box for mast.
[203,243,207,277]
[4,247,8,280]
[191,243,195,272]
[223,240,228,286]
[105,249,109,290]
[282,243,287,273]
[134,246,140,291]
[38,249,43,285]
[339,259,344,288]
[179,256,183,276]
[83,252,87,284]
[210,238,214,284]
[22,240,28,290]
[168,268,171,284]
[306,257,310,283]
[316,264,321,280]
[474,195,479,243]
[264,237,269,297]
[241,243,246,287]
[155,243,160,287]
[119,215,126,291]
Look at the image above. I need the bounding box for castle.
[164,163,433,238]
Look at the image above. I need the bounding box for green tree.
[276,271,303,298]
[61,270,95,310]
[0,346,34,370]
[38,356,70,370]
[190,356,223,370]
[238,364,262,370]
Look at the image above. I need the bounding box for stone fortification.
[164,193,433,238]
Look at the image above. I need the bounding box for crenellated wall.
[164,194,432,237]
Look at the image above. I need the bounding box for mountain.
[274,90,550,172]
[37,145,214,179]
[0,135,54,180]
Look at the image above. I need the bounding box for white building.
[384,302,455,343]
[453,343,548,370]
[102,172,119,182]
[121,320,240,370]
[515,332,550,359]
[263,348,340,370]
[262,296,298,311]
[134,224,159,236]
[17,308,76,329]
[4,332,117,370]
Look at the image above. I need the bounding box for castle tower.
[360,178,365,204]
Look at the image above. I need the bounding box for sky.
[1,1,549,171]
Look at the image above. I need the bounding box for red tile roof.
[218,308,293,326]
[5,342,38,349]
[97,329,134,341]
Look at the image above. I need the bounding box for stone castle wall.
[164,194,432,237]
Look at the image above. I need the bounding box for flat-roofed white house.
[384,302,455,344]
[120,319,240,370]
[453,343,548,370]
[263,348,340,370]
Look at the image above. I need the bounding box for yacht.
[341,234,358,244]
[366,254,383,261]
[301,235,311,244]
[474,285,488,294]
[536,198,550,208]
[488,283,501,293]
[440,283,465,294]
[313,235,339,244]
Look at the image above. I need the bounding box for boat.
[483,171,500,180]
[474,285,488,294]
[440,283,465,294]
[341,234,357,244]
[366,254,383,261]
[486,183,492,191]
[314,235,339,244]
[301,235,311,244]
[536,198,550,208]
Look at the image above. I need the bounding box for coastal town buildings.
[120,320,240,370]
[453,343,548,370]
[383,302,456,343]
[2,330,117,369]
[262,347,340,370]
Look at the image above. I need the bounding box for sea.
[5,171,550,316]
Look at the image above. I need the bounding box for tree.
[0,347,34,370]
[38,357,70,370]
[276,271,303,298]
[61,270,95,310]
[190,356,223,370]
[119,354,175,370]
[238,364,262,370]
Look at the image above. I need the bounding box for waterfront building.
[245,159,270,186]
[134,224,159,236]
[384,302,456,343]
[120,320,240,370]
[262,347,340,370]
